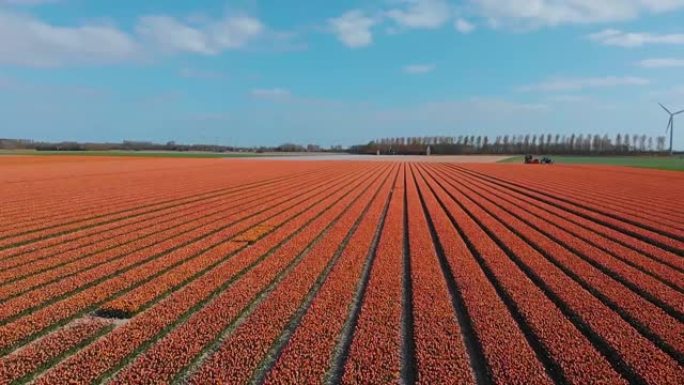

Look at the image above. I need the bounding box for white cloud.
[589,29,684,47]
[0,9,271,67]
[137,16,213,54]
[387,0,451,29]
[454,18,475,33]
[637,58,684,68]
[0,10,138,67]
[520,76,650,92]
[136,15,263,55]
[250,88,292,101]
[403,64,436,74]
[328,10,378,48]
[469,0,684,27]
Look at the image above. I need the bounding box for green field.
[499,155,684,171]
[0,150,273,158]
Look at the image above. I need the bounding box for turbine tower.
[659,103,684,155]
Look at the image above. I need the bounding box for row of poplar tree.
[349,133,669,155]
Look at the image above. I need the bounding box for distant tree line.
[0,139,244,153]
[0,139,341,154]
[349,133,669,156]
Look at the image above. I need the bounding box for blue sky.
[1,0,684,148]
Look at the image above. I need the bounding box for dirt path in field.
[252,154,512,163]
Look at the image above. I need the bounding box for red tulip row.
[454,171,684,314]
[0,223,210,320]
[0,203,252,288]
[2,159,681,384]
[484,168,684,227]
[452,168,684,301]
[411,166,552,385]
[0,175,209,233]
[0,190,295,315]
[0,159,228,214]
[34,165,388,385]
[1,168,366,328]
[0,166,376,354]
[457,166,683,250]
[426,164,684,385]
[451,167,684,273]
[183,167,391,385]
[404,166,475,384]
[0,162,323,236]
[500,173,684,236]
[98,240,248,318]
[96,167,369,319]
[0,317,112,384]
[464,164,683,216]
[447,166,684,358]
[95,170,360,314]
[0,166,356,307]
[341,164,406,385]
[260,167,395,384]
[99,164,374,319]
[418,165,628,385]
[0,196,236,278]
[0,166,346,288]
[495,166,684,222]
[0,166,331,266]
[0,182,225,250]
[0,204,191,271]
[0,164,329,249]
[0,224,239,352]
[540,177,683,226]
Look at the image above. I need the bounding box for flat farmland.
[0,156,682,385]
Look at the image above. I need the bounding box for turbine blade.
[666,117,673,133]
[659,103,672,114]
[674,109,684,115]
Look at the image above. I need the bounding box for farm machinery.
[524,154,553,165]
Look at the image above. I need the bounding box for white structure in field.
[659,103,684,155]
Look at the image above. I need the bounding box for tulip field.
[0,156,682,385]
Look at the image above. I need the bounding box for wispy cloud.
[520,76,650,92]
[250,88,292,101]
[403,64,435,74]
[386,0,451,29]
[589,29,684,47]
[0,9,139,67]
[454,18,475,34]
[328,10,378,48]
[329,0,453,48]
[0,8,274,67]
[470,0,684,28]
[637,58,684,68]
[137,14,264,55]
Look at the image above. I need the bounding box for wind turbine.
[659,103,684,155]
